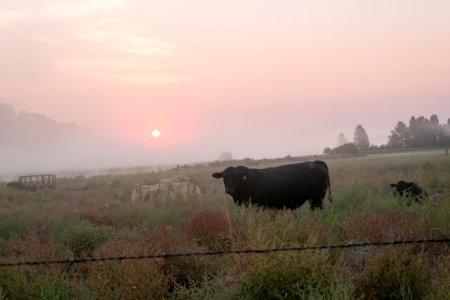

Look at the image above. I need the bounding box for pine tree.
[353,125,370,151]
[337,133,349,147]
[393,121,410,147]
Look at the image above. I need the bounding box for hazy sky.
[1,0,450,169]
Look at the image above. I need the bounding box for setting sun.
[151,129,161,138]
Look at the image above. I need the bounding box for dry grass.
[0,151,449,298]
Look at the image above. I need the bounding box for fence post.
[166,182,173,201]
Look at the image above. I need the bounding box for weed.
[237,251,353,299]
[183,210,231,250]
[355,246,429,299]
[37,275,71,300]
[0,216,30,240]
[52,219,110,257]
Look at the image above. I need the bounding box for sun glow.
[151,129,161,138]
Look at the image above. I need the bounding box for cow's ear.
[390,184,397,187]
[212,172,223,179]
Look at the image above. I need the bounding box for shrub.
[110,203,150,228]
[341,211,429,241]
[333,185,371,212]
[355,246,429,299]
[170,273,237,300]
[84,260,171,299]
[0,238,5,257]
[0,216,30,240]
[77,228,177,298]
[0,268,32,299]
[422,161,436,171]
[37,275,71,300]
[145,208,189,232]
[0,269,77,299]
[53,220,110,257]
[427,254,450,300]
[183,210,231,250]
[237,252,354,299]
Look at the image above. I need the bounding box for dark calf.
[390,180,427,205]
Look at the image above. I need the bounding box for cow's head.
[212,166,250,196]
[391,180,409,192]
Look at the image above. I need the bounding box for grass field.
[0,152,449,299]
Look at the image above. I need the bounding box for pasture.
[0,152,449,299]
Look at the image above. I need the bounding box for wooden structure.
[18,174,56,189]
[133,178,199,202]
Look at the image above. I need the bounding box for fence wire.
[0,238,448,268]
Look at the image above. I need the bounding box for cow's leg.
[310,188,327,210]
[414,196,423,205]
[309,197,323,210]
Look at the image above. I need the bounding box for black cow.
[390,180,427,205]
[6,181,36,192]
[212,160,332,210]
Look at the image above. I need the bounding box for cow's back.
[263,162,328,186]
[247,162,329,208]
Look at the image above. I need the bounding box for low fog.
[0,103,161,179]
[3,101,450,182]
[0,102,384,180]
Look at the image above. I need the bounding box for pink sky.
[1,0,450,169]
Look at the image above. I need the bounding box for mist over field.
[0,101,387,177]
[1,1,450,178]
[2,100,450,180]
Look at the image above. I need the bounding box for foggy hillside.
[0,103,189,178]
[0,103,121,176]
[0,103,92,148]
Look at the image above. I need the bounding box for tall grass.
[0,151,448,298]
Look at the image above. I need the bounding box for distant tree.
[430,114,439,125]
[409,116,424,147]
[408,115,441,147]
[337,133,349,147]
[353,125,370,151]
[388,121,410,148]
[442,119,450,155]
[387,132,402,148]
[396,121,410,146]
[430,114,441,143]
[218,151,233,161]
[324,143,359,156]
[408,116,417,139]
[333,143,359,155]
[243,157,259,166]
[385,114,450,149]
[323,147,332,155]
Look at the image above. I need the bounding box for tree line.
[387,115,450,149]
[324,114,450,155]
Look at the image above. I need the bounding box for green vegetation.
[0,151,449,299]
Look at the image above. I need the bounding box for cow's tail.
[327,176,333,202]
[316,160,333,202]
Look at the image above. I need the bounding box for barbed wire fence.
[0,238,448,268]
